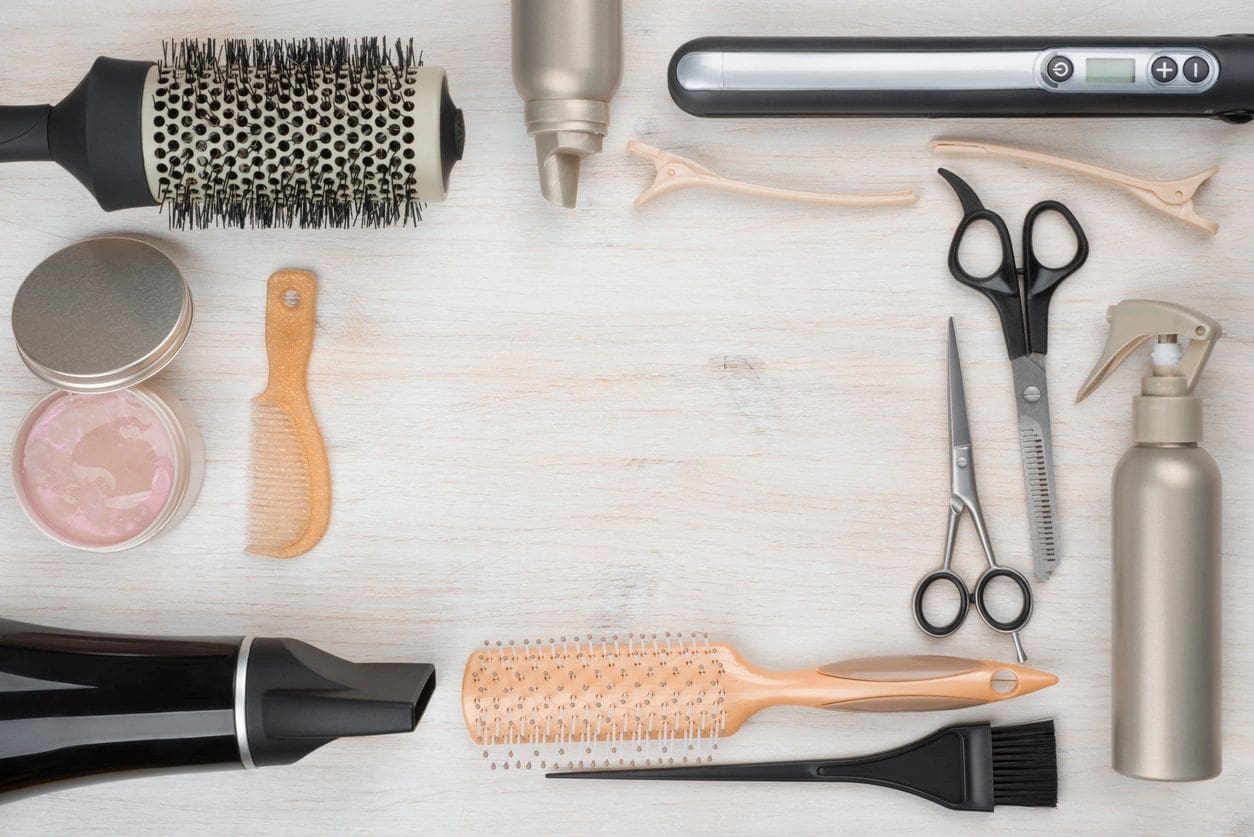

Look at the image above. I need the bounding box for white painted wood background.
[1,0,1252,833]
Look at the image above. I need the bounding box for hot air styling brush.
[0,38,465,228]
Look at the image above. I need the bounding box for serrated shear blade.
[1011,356,1058,581]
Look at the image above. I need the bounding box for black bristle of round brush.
[991,720,1058,808]
[155,37,428,230]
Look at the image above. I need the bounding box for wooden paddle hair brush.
[463,633,1058,770]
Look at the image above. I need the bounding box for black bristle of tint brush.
[991,720,1058,808]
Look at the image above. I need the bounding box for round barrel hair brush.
[0,38,465,228]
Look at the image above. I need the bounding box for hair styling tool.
[932,140,1219,234]
[1077,300,1223,781]
[550,719,1058,811]
[628,140,917,208]
[940,169,1088,582]
[0,38,465,228]
[512,0,622,207]
[669,36,1254,122]
[0,616,436,803]
[463,634,1057,770]
[915,320,1034,662]
[247,271,330,558]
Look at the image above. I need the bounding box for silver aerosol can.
[512,0,623,207]
[1077,299,1223,781]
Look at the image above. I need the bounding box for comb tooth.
[247,401,313,552]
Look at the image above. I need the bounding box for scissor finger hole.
[913,571,969,636]
[974,568,1033,633]
[1028,208,1080,269]
[955,218,1005,278]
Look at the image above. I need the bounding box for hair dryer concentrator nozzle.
[243,637,436,767]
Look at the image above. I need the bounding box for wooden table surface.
[2,1,1252,833]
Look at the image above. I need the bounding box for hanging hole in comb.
[283,288,301,308]
[991,669,1019,695]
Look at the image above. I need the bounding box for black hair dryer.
[0,617,436,803]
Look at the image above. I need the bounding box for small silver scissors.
[913,319,1034,662]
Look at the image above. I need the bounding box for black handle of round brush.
[548,723,994,812]
[0,105,52,162]
[0,56,156,210]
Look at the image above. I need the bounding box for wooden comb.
[247,270,330,558]
[462,634,1058,770]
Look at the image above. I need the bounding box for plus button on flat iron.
[1152,56,1179,82]
[1045,55,1073,83]
[1183,57,1211,83]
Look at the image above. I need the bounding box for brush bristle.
[992,720,1057,808]
[151,37,426,229]
[247,400,312,554]
[465,634,727,771]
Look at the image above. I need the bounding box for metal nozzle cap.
[532,130,605,208]
[525,99,610,207]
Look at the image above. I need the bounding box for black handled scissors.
[938,168,1088,583]
[914,320,1033,663]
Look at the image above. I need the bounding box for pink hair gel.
[18,391,176,549]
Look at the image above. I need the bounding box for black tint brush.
[548,720,1057,812]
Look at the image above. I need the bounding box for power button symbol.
[1046,56,1074,83]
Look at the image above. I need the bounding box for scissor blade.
[1011,356,1059,581]
[947,318,972,449]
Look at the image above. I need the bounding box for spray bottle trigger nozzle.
[1076,299,1221,402]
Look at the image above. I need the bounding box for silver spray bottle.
[1077,299,1224,781]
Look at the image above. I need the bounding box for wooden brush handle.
[262,271,318,402]
[749,655,1058,713]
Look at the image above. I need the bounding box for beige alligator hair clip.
[628,140,917,209]
[930,139,1219,235]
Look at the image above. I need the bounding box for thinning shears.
[939,168,1089,582]
[914,320,1034,662]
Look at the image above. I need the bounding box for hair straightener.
[669,36,1254,122]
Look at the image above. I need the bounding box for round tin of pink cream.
[10,238,204,552]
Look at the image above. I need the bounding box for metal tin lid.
[12,238,192,393]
